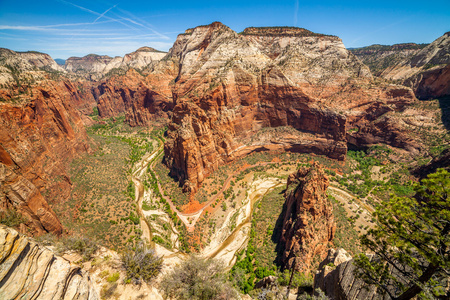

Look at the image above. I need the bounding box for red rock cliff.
[280,164,335,274]
[0,80,91,235]
[95,66,177,126]
[162,23,415,193]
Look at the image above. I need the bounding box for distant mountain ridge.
[64,46,167,79]
[350,43,429,76]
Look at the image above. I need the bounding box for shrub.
[100,283,118,299]
[56,235,98,260]
[106,272,120,283]
[121,243,163,284]
[161,256,238,299]
[0,209,28,227]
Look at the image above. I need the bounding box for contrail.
[58,0,169,39]
[58,0,140,32]
[115,7,170,40]
[0,21,114,31]
[93,4,117,23]
[294,0,299,26]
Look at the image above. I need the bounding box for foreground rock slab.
[0,225,98,300]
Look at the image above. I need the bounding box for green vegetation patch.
[55,116,158,251]
[328,195,361,255]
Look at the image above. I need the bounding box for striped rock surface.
[0,225,98,299]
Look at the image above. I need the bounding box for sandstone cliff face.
[279,164,335,274]
[381,32,450,98]
[0,225,99,299]
[350,43,428,76]
[0,48,64,88]
[162,23,415,192]
[65,47,167,80]
[95,62,177,126]
[0,80,91,235]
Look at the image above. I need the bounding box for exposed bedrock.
[279,164,335,274]
[0,225,99,299]
[0,81,91,235]
[162,22,417,192]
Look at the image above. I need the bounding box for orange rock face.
[95,67,176,126]
[0,80,91,235]
[161,22,416,193]
[280,164,335,274]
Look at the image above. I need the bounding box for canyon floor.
[39,94,448,298]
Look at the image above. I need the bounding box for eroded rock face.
[279,164,335,274]
[313,249,400,300]
[95,64,177,126]
[0,80,91,235]
[162,22,415,192]
[0,48,64,88]
[381,32,450,98]
[0,225,99,299]
[350,43,428,76]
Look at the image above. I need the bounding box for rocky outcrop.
[350,43,428,76]
[0,48,64,88]
[162,22,415,192]
[279,164,335,274]
[0,225,98,299]
[313,249,387,300]
[413,148,450,178]
[65,47,167,80]
[381,32,450,98]
[0,80,91,235]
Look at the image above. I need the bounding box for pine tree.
[355,168,449,299]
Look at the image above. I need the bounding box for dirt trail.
[151,159,274,230]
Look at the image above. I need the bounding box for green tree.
[355,169,449,299]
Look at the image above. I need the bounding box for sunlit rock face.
[279,164,335,274]
[161,22,416,192]
[381,32,450,99]
[0,79,91,235]
[64,47,167,80]
[0,225,99,299]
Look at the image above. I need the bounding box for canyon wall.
[161,22,416,192]
[0,79,91,235]
[65,47,167,80]
[94,62,177,126]
[279,164,335,274]
[381,32,450,99]
[350,43,428,76]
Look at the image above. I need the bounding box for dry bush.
[121,242,163,284]
[161,255,238,300]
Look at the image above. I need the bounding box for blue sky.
[0,0,449,59]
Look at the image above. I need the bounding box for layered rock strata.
[65,47,167,80]
[0,48,64,88]
[94,63,177,126]
[381,32,450,98]
[0,225,98,299]
[350,43,428,76]
[0,80,91,235]
[313,249,387,300]
[279,164,335,273]
[162,22,416,192]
